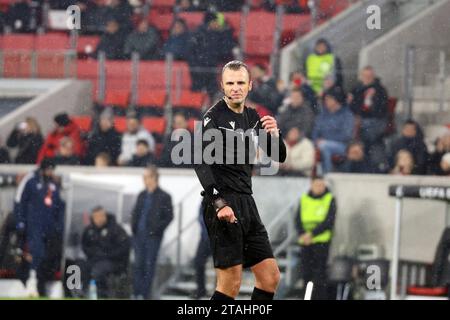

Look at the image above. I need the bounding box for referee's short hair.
[222,60,250,79]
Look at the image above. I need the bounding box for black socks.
[251,287,274,300]
[211,290,235,300]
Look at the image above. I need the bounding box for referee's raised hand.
[217,206,238,224]
[261,115,280,137]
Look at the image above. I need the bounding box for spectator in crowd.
[7,117,43,164]
[159,113,192,168]
[428,133,450,175]
[15,158,65,297]
[312,88,354,174]
[295,176,336,300]
[127,139,155,167]
[439,153,450,176]
[263,0,307,13]
[104,0,133,33]
[287,71,319,114]
[248,64,285,116]
[95,152,112,168]
[188,11,236,98]
[0,137,11,164]
[277,88,315,138]
[339,141,372,174]
[279,127,315,177]
[5,0,32,33]
[388,120,428,174]
[210,0,245,11]
[349,66,389,165]
[81,206,130,298]
[131,166,173,299]
[390,149,416,176]
[52,137,81,166]
[37,113,85,163]
[163,19,190,61]
[118,112,155,165]
[93,18,127,60]
[86,109,122,166]
[305,38,343,95]
[124,19,160,60]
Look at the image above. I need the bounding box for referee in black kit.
[194,60,287,300]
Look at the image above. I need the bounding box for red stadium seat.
[35,33,70,50]
[2,51,32,78]
[105,60,132,92]
[171,61,192,90]
[282,14,311,37]
[138,61,166,90]
[136,90,166,109]
[178,12,204,30]
[71,115,93,132]
[151,0,176,9]
[0,34,34,50]
[34,33,71,78]
[114,116,127,133]
[171,90,206,111]
[103,90,130,108]
[224,12,242,38]
[76,35,100,56]
[76,59,99,100]
[0,34,34,77]
[36,54,68,78]
[245,12,276,57]
[142,117,166,135]
[138,61,191,90]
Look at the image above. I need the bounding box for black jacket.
[7,129,43,164]
[195,99,287,199]
[86,127,122,165]
[350,78,389,119]
[128,153,156,167]
[81,214,130,269]
[295,189,337,237]
[131,187,173,237]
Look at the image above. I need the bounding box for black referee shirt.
[194,98,287,200]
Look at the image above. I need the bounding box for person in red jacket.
[37,113,85,163]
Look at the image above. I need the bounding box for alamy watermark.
[366,5,381,30]
[169,121,281,175]
[66,5,81,30]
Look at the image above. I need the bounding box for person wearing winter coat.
[81,207,130,298]
[37,113,85,163]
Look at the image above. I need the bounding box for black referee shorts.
[202,193,274,269]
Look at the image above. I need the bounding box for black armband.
[213,197,228,212]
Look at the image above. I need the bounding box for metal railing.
[402,45,450,118]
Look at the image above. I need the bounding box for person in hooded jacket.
[37,113,85,163]
[81,206,130,298]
